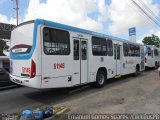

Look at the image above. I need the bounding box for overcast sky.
[0,0,160,43]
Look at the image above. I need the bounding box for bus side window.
[43,28,51,54]
[135,46,140,57]
[107,39,113,56]
[81,41,87,60]
[43,27,70,55]
[151,50,153,58]
[128,44,132,56]
[154,49,158,56]
[74,40,79,60]
[117,46,120,59]
[92,36,107,56]
[130,45,135,56]
[138,46,140,57]
[123,43,128,56]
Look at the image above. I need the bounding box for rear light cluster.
[30,59,36,78]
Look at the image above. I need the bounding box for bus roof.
[17,19,142,46]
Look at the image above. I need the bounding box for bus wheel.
[95,70,106,88]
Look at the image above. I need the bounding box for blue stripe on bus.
[10,19,142,60]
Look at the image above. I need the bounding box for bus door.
[140,46,145,71]
[73,38,88,85]
[114,44,121,75]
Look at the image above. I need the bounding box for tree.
[142,34,160,47]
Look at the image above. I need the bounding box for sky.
[0,0,160,43]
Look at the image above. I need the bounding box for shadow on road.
[23,74,137,106]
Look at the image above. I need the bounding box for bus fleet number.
[54,63,65,69]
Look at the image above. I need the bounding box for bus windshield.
[10,22,34,54]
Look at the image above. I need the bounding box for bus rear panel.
[10,21,42,88]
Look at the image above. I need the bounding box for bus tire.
[95,70,106,88]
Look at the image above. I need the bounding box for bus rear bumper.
[9,74,41,89]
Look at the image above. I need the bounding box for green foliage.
[142,34,160,47]
[0,40,7,56]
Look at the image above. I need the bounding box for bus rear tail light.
[30,59,36,78]
[145,57,147,63]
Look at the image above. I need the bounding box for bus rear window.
[10,22,34,55]
[11,44,32,54]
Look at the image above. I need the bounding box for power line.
[131,0,159,26]
[130,0,160,28]
[138,0,160,23]
[131,0,160,27]
[126,1,154,25]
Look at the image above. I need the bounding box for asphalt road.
[0,69,159,114]
[0,86,73,113]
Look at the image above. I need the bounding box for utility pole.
[13,0,19,25]
[16,0,19,25]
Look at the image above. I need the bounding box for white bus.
[9,19,144,89]
[144,45,160,68]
